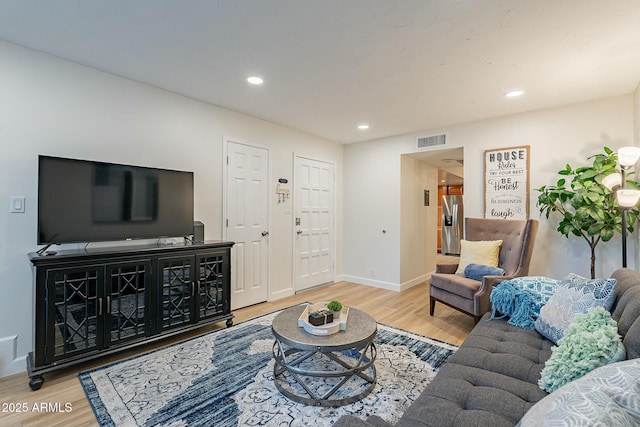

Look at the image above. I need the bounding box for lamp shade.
[617,189,640,208]
[602,173,622,190]
[618,146,640,168]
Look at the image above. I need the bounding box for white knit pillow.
[455,239,503,275]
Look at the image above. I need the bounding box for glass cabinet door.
[196,252,228,321]
[46,266,103,363]
[159,256,194,330]
[105,260,150,346]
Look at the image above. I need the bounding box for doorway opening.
[404,147,464,269]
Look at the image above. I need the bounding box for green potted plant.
[536,146,640,279]
[326,300,343,319]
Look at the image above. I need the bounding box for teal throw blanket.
[490,276,561,329]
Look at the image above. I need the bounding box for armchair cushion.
[454,239,503,275]
[431,273,482,300]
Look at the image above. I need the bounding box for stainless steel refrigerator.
[441,195,464,255]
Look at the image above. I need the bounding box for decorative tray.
[297,303,349,336]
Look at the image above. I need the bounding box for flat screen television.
[37,155,194,245]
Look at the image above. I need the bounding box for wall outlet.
[10,196,25,213]
[370,268,376,277]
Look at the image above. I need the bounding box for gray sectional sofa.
[335,268,640,427]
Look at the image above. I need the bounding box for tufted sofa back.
[610,268,640,359]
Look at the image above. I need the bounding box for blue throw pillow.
[463,263,505,282]
[519,358,640,427]
[534,273,618,344]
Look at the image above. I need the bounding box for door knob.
[261,231,269,237]
[296,230,303,235]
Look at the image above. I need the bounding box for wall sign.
[484,145,530,220]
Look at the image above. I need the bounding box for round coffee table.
[271,305,377,407]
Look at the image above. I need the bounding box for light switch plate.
[10,196,25,213]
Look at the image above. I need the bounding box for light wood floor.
[0,280,474,427]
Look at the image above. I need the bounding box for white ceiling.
[1,1,639,144]
[408,147,465,186]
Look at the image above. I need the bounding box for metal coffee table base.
[272,340,377,407]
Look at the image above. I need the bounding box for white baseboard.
[0,335,26,377]
[400,274,428,291]
[341,273,428,293]
[341,275,402,292]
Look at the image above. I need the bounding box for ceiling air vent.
[416,133,447,149]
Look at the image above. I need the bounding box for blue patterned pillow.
[534,273,617,344]
[519,358,640,427]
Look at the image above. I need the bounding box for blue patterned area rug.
[79,307,457,426]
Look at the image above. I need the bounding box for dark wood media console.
[27,241,234,390]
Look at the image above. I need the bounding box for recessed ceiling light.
[358,124,370,130]
[505,90,524,98]
[247,76,264,85]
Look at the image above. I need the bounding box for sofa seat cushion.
[448,341,550,384]
[397,364,546,427]
[430,273,481,299]
[395,314,551,427]
[454,315,554,379]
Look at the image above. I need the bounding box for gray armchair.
[429,217,539,323]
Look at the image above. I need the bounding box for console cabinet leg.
[29,376,44,391]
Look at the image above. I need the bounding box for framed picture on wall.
[484,145,530,220]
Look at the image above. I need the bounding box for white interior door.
[225,140,269,309]
[294,156,335,291]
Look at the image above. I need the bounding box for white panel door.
[225,140,269,309]
[294,156,335,291]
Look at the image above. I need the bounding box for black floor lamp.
[603,146,640,268]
